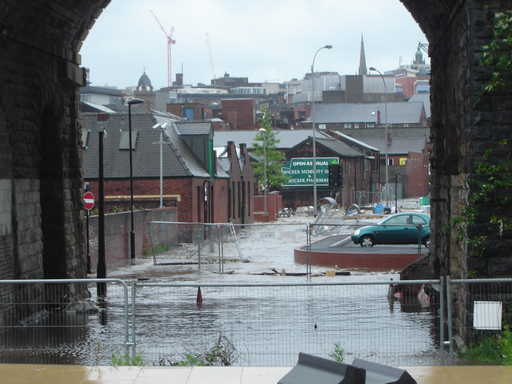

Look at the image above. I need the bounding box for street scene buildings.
[1,2,512,382]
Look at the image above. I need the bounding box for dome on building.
[137,71,153,93]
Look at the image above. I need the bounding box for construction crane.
[205,33,216,82]
[150,10,176,88]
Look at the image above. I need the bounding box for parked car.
[351,212,430,247]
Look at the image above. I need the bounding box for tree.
[252,108,288,191]
[482,11,512,93]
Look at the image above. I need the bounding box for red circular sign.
[83,192,95,210]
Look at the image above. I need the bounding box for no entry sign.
[83,191,95,210]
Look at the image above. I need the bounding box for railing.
[446,277,512,355]
[147,221,309,273]
[0,279,130,365]
[0,277,511,366]
[131,280,442,367]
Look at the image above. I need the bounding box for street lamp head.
[324,45,333,49]
[369,67,377,72]
[127,98,144,105]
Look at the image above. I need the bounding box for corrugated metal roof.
[339,127,429,155]
[81,101,117,114]
[213,129,330,149]
[312,102,425,124]
[316,138,365,157]
[409,93,431,118]
[80,86,125,97]
[175,121,212,135]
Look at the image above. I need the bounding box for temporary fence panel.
[132,280,442,367]
[447,278,512,356]
[0,279,130,365]
[148,221,309,273]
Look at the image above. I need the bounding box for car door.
[376,215,409,244]
[411,214,428,243]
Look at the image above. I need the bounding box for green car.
[351,212,431,247]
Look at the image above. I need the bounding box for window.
[81,129,90,149]
[119,130,138,150]
[411,215,427,225]
[384,215,408,225]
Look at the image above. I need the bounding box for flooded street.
[1,215,448,367]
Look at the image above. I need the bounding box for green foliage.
[111,353,144,366]
[158,335,237,367]
[451,139,512,261]
[252,107,289,190]
[329,343,345,363]
[143,243,169,257]
[482,11,512,93]
[460,327,512,365]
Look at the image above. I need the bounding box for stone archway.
[0,0,510,280]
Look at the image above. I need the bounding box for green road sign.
[282,157,339,187]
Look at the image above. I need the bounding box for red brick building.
[81,113,234,223]
[217,141,256,224]
[221,99,257,130]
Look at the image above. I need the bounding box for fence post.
[131,280,137,359]
[307,223,311,279]
[446,275,453,354]
[217,224,222,273]
[198,224,202,271]
[439,276,445,354]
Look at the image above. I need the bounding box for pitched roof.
[311,102,425,124]
[213,129,330,149]
[316,138,366,157]
[82,113,227,179]
[80,86,125,97]
[80,101,117,114]
[175,121,211,135]
[409,93,431,118]
[338,127,429,155]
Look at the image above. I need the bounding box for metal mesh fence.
[0,279,129,365]
[447,278,512,356]
[147,221,309,272]
[132,280,442,367]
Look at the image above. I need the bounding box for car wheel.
[360,235,375,248]
[422,236,431,248]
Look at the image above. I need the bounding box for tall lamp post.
[311,44,332,216]
[258,127,268,215]
[128,98,144,265]
[369,67,389,206]
[152,122,169,208]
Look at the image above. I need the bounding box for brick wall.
[87,207,177,270]
[87,177,230,223]
[221,99,257,130]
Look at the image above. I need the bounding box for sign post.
[82,191,95,274]
[282,157,339,187]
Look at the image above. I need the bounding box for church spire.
[358,34,368,76]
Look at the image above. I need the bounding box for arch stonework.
[0,1,510,280]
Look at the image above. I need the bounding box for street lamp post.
[369,67,389,206]
[152,122,169,208]
[128,98,144,265]
[311,44,332,216]
[258,127,268,215]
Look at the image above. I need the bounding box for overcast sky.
[80,0,428,89]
